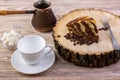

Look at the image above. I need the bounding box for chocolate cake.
[53,9,120,67]
[65,16,99,45]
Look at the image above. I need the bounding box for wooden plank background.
[0,0,120,80]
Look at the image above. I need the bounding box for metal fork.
[101,17,120,50]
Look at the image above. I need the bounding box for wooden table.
[0,0,120,80]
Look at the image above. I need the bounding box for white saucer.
[11,48,55,74]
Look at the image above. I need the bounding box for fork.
[101,17,120,50]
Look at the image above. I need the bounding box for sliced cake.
[65,16,99,45]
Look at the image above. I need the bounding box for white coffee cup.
[17,35,52,64]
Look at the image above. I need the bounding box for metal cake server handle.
[101,17,120,50]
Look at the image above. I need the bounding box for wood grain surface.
[0,0,120,80]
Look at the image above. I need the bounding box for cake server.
[101,17,120,50]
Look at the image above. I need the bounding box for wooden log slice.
[53,9,120,67]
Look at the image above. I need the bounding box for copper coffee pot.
[0,0,57,32]
[32,0,56,32]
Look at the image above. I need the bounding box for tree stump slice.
[53,9,120,67]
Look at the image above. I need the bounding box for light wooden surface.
[0,0,120,80]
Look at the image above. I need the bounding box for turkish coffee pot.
[0,0,56,32]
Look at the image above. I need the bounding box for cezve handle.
[0,10,35,15]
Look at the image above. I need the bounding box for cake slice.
[65,16,99,45]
